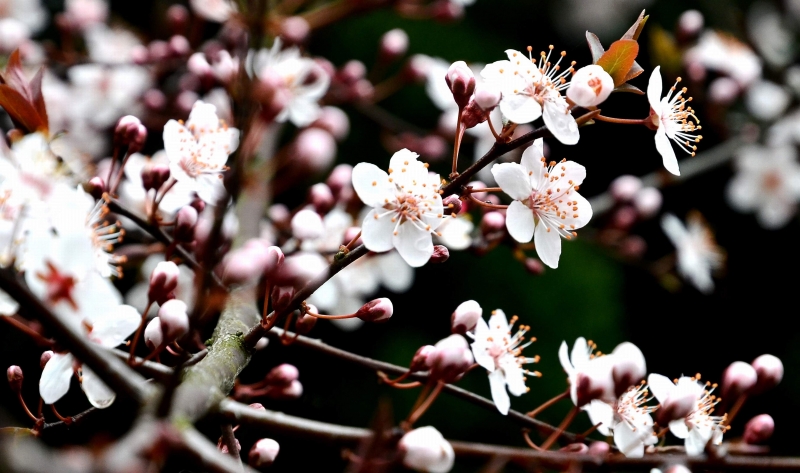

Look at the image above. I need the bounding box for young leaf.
[613,83,644,95]
[596,39,640,86]
[622,10,649,41]
[29,67,49,132]
[623,61,644,83]
[586,31,605,63]
[0,85,47,132]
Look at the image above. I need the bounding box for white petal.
[583,400,615,436]
[533,218,562,268]
[614,422,646,458]
[375,251,415,292]
[646,373,675,403]
[568,192,593,229]
[685,427,711,456]
[542,99,580,145]
[558,341,574,375]
[488,309,509,333]
[499,94,542,124]
[90,305,142,348]
[492,162,532,201]
[725,175,761,212]
[570,337,590,370]
[505,200,535,243]
[655,127,680,176]
[502,361,527,397]
[757,199,795,229]
[647,67,663,111]
[80,366,116,409]
[471,345,496,373]
[40,353,75,404]
[351,163,392,207]
[520,139,545,176]
[661,214,688,247]
[392,222,433,268]
[669,419,690,439]
[488,369,510,415]
[361,209,396,253]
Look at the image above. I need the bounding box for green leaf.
[596,39,640,86]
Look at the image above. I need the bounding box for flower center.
[762,171,782,191]
[36,261,79,311]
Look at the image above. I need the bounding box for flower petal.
[492,162,532,201]
[80,365,116,409]
[669,419,690,439]
[376,251,415,292]
[533,218,562,268]
[520,139,545,177]
[392,221,433,268]
[685,427,711,456]
[40,353,75,404]
[614,422,646,458]
[488,309,510,334]
[558,341,574,375]
[499,94,542,125]
[583,400,615,437]
[361,209,396,253]
[351,163,392,208]
[647,67,663,112]
[505,200,535,243]
[661,213,688,247]
[91,304,142,348]
[646,373,675,403]
[655,126,680,176]
[488,369,510,415]
[542,98,580,145]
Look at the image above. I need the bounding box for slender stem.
[467,187,503,193]
[724,395,747,427]
[50,404,72,424]
[17,392,39,423]
[219,423,242,463]
[594,114,647,125]
[110,150,131,196]
[452,109,464,178]
[579,422,602,440]
[526,390,569,419]
[466,192,509,210]
[406,381,444,426]
[486,114,500,140]
[521,430,543,451]
[540,406,579,450]
[343,230,362,252]
[128,301,152,364]
[306,310,357,320]
[1,315,53,347]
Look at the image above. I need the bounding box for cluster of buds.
[234,364,303,402]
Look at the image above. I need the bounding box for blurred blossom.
[190,0,236,23]
[84,24,144,64]
[435,214,474,250]
[745,80,791,121]
[118,152,196,219]
[747,2,794,68]
[684,31,762,89]
[126,255,196,318]
[68,64,151,129]
[63,0,109,32]
[0,0,48,35]
[661,213,724,294]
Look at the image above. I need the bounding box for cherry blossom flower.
[163,100,240,203]
[250,39,330,127]
[661,213,724,294]
[68,63,151,128]
[0,0,48,36]
[559,337,616,406]
[582,384,658,457]
[648,374,728,455]
[434,213,474,251]
[481,47,579,145]
[351,149,445,267]
[647,66,702,176]
[190,0,236,23]
[118,152,196,219]
[725,144,800,229]
[684,31,762,88]
[469,309,539,415]
[491,138,591,268]
[83,24,145,65]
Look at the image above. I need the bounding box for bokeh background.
[2,0,799,471]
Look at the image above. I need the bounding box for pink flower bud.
[410,345,435,372]
[404,54,432,83]
[114,115,147,154]
[169,35,190,57]
[176,90,200,115]
[451,300,481,335]
[249,402,266,411]
[722,361,757,399]
[249,438,280,468]
[743,414,774,445]
[167,4,189,33]
[678,10,704,39]
[524,257,545,275]
[268,204,291,228]
[399,426,454,473]
[751,354,783,394]
[144,317,164,350]
[610,175,643,203]
[633,187,662,219]
[143,89,167,110]
[311,106,349,142]
[417,135,447,159]
[612,206,638,230]
[709,77,740,106]
[275,253,327,287]
[295,311,317,334]
[481,211,505,234]
[380,28,409,61]
[291,209,325,241]
[280,16,310,44]
[87,176,106,199]
[148,40,170,62]
[266,364,299,386]
[219,438,240,455]
[611,342,647,397]
[174,205,199,242]
[567,65,614,108]
[356,298,393,322]
[307,184,335,214]
[255,337,269,350]
[428,334,474,382]
[40,351,53,369]
[620,235,647,259]
[266,379,303,400]
[292,128,336,174]
[188,52,212,78]
[326,164,353,201]
[271,286,295,313]
[442,195,462,215]
[474,84,501,111]
[141,164,170,193]
[430,245,449,264]
[587,441,610,456]
[7,365,23,392]
[148,261,180,305]
[445,61,475,109]
[338,60,367,85]
[159,299,190,341]
[560,443,588,453]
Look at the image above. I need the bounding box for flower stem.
[17,393,40,423]
[405,381,444,426]
[1,315,53,347]
[466,192,509,210]
[521,430,544,451]
[724,394,747,427]
[128,301,152,365]
[342,230,362,252]
[526,390,569,419]
[451,109,465,179]
[594,115,647,125]
[540,406,579,450]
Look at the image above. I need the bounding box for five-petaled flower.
[481,46,579,145]
[163,100,240,204]
[491,138,592,268]
[469,309,539,415]
[351,149,445,267]
[661,212,724,294]
[647,66,702,176]
[583,384,658,457]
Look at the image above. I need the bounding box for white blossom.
[163,100,240,203]
[84,24,144,65]
[583,384,658,457]
[647,66,702,176]
[399,426,454,473]
[491,138,591,268]
[0,0,48,34]
[434,214,474,251]
[190,0,236,23]
[559,337,616,406]
[661,213,724,294]
[351,149,445,267]
[67,63,151,128]
[684,30,762,88]
[118,152,196,219]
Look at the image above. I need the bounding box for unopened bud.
[633,187,662,219]
[294,312,317,334]
[159,299,190,341]
[467,181,487,200]
[293,128,336,174]
[620,235,647,259]
[524,257,545,275]
[678,10,704,40]
[445,61,475,109]
[190,195,206,213]
[612,206,638,230]
[611,342,646,397]
[722,361,757,400]
[266,379,303,400]
[338,60,366,85]
[148,40,170,62]
[432,0,464,22]
[355,298,393,322]
[167,4,189,33]
[266,364,299,386]
[271,286,295,313]
[587,441,610,456]
[610,175,643,203]
[268,204,291,228]
[114,115,147,154]
[87,176,106,199]
[308,184,335,214]
[148,261,180,305]
[404,54,432,83]
[7,365,23,392]
[560,443,588,453]
[311,106,349,142]
[474,84,501,111]
[255,337,269,350]
[451,300,481,335]
[410,345,435,372]
[174,205,199,242]
[567,65,614,108]
[249,438,280,468]
[144,317,164,350]
[481,211,505,234]
[751,354,783,394]
[399,426,454,473]
[428,334,474,382]
[744,414,774,445]
[40,351,53,369]
[461,99,490,129]
[143,88,167,110]
[169,35,190,57]
[326,164,353,201]
[380,28,409,61]
[291,209,324,240]
[442,195,462,215]
[429,245,449,263]
[141,164,170,192]
[280,16,310,44]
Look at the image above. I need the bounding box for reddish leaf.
[613,83,644,95]
[622,10,649,41]
[586,31,605,63]
[3,50,32,102]
[29,67,48,132]
[623,61,644,83]
[596,39,639,86]
[0,85,47,133]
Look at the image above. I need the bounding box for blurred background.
[2,0,799,471]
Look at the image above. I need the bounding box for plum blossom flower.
[559,337,616,406]
[725,144,800,229]
[491,138,591,268]
[647,66,702,176]
[351,149,445,267]
[583,384,658,457]
[118,152,196,219]
[481,47,579,145]
[434,213,474,251]
[684,31,762,89]
[566,65,614,108]
[190,0,236,23]
[163,100,240,203]
[661,212,724,294]
[469,309,539,415]
[250,39,330,127]
[648,374,728,455]
[68,63,151,128]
